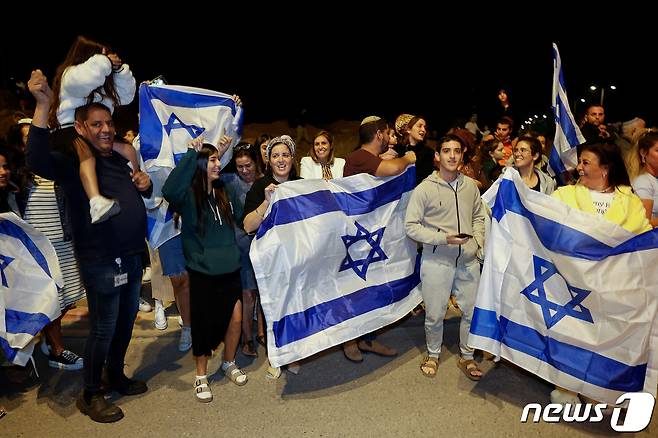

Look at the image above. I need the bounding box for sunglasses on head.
[234,143,252,152]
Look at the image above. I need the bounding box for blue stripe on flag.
[257,168,416,239]
[0,337,17,362]
[139,85,164,162]
[147,87,237,112]
[492,179,658,259]
[0,219,51,278]
[556,97,581,147]
[4,309,51,336]
[548,147,567,176]
[471,307,647,392]
[273,253,421,347]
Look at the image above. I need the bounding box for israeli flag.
[548,43,586,176]
[139,83,243,171]
[469,169,658,404]
[251,167,422,367]
[138,83,243,248]
[0,213,62,366]
[133,136,179,249]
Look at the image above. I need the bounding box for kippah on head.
[360,115,381,126]
[395,113,415,136]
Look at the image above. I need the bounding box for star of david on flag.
[138,83,242,171]
[250,166,421,367]
[339,222,388,280]
[519,255,592,329]
[0,213,62,366]
[137,83,243,248]
[0,254,14,288]
[469,168,658,404]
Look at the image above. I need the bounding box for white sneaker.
[550,388,581,405]
[89,196,120,224]
[139,298,152,312]
[142,266,152,283]
[154,299,167,330]
[178,326,192,352]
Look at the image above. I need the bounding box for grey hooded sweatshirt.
[405,171,485,266]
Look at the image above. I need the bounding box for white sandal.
[194,376,212,402]
[223,363,248,386]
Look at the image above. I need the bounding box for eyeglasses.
[234,143,252,152]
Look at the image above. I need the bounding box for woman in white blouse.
[300,130,345,179]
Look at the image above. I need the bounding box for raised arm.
[109,53,136,105]
[26,70,72,180]
[375,151,416,177]
[162,139,201,209]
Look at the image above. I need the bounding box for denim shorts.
[158,234,186,277]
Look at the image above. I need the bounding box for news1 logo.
[520,392,655,432]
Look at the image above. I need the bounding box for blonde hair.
[626,128,658,181]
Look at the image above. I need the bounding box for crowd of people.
[1,36,657,424]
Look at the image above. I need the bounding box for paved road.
[1,305,655,437]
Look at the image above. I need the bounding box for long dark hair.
[191,144,234,236]
[254,133,271,172]
[49,35,121,128]
[580,142,631,189]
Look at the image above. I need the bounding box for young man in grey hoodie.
[405,133,486,380]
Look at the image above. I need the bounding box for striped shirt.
[23,176,85,309]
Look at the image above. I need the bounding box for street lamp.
[589,84,617,106]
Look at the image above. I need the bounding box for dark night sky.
[2,23,656,133]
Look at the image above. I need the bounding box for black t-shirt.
[394,142,435,186]
[242,174,302,222]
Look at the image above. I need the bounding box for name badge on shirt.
[114,273,128,287]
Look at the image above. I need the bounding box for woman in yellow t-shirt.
[549,142,650,405]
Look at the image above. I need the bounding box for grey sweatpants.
[420,257,480,360]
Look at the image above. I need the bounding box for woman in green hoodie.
[163,136,247,403]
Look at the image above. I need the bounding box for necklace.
[591,186,613,193]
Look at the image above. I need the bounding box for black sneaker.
[76,393,124,423]
[48,350,83,370]
[107,374,148,396]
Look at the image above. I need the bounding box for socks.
[221,360,235,372]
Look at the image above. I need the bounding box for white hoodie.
[56,54,136,125]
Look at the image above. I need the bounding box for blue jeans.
[79,254,142,393]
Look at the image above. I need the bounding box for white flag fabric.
[0,213,62,365]
[548,43,586,176]
[469,169,658,404]
[251,167,422,367]
[139,84,243,170]
[138,84,243,248]
[133,135,179,249]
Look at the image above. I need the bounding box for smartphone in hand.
[454,233,472,239]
